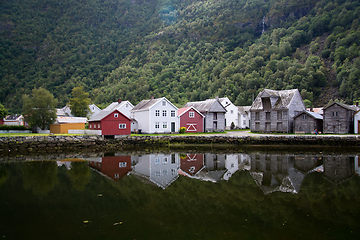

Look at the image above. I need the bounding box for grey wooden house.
[323,102,359,134]
[250,89,306,133]
[293,110,323,133]
[183,98,227,132]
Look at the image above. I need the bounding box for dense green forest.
[1,0,360,113]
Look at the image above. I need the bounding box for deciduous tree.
[69,86,91,117]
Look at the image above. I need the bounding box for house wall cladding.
[323,105,353,133]
[250,153,289,174]
[204,112,225,132]
[294,114,317,133]
[251,110,289,132]
[323,155,355,183]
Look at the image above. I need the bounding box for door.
[171,122,175,132]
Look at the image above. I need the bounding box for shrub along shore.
[0,134,360,155]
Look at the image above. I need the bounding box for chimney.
[151,95,154,100]
[118,98,121,103]
[310,107,313,112]
[356,101,359,107]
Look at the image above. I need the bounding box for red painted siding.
[180,110,204,133]
[180,154,204,176]
[89,156,132,181]
[101,110,131,135]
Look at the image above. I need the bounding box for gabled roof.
[178,106,205,118]
[237,106,251,114]
[103,100,134,112]
[323,101,359,112]
[218,97,233,108]
[54,116,87,124]
[131,97,178,112]
[89,109,131,122]
[293,110,323,120]
[183,98,227,113]
[251,89,300,110]
[4,114,23,121]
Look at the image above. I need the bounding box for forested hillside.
[1,0,360,113]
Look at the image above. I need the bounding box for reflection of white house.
[131,154,180,189]
[223,154,239,180]
[355,156,360,176]
[218,97,238,129]
[239,153,251,171]
[237,106,251,129]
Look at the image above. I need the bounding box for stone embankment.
[1,134,360,155]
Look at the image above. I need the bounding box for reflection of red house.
[0,118,3,125]
[178,107,205,133]
[89,156,132,181]
[180,154,204,176]
[88,109,131,136]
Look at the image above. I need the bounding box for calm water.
[1,148,360,240]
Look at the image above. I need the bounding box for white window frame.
[98,124,100,128]
[163,122,167,128]
[119,162,127,168]
[189,111,195,118]
[114,113,118,118]
[163,157,168,164]
[162,100,166,106]
[155,110,160,116]
[155,122,160,129]
[171,110,175,117]
[119,123,126,129]
[162,110,167,117]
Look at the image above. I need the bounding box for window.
[213,113,217,120]
[277,111,282,120]
[89,124,92,129]
[255,122,260,131]
[119,162,127,168]
[230,110,234,114]
[302,114,307,119]
[114,113,118,118]
[189,111,195,118]
[98,124,100,128]
[163,170,168,176]
[119,124,126,129]
[163,157,168,164]
[332,111,339,116]
[155,110,160,116]
[171,110,175,117]
[163,122,167,128]
[243,120,246,125]
[155,122,160,129]
[155,158,160,165]
[171,154,176,164]
[171,168,176,175]
[266,112,270,120]
[162,110,167,117]
[155,171,161,177]
[255,112,260,121]
[162,100,166,106]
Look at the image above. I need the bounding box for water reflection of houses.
[249,153,307,194]
[323,155,355,183]
[131,154,180,189]
[179,153,247,182]
[88,155,132,181]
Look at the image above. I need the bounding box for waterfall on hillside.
[261,16,265,35]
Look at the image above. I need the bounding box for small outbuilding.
[178,106,205,133]
[88,109,131,136]
[50,116,87,134]
[323,102,358,134]
[293,110,323,133]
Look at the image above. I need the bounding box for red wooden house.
[178,107,205,133]
[179,154,205,177]
[89,156,132,181]
[88,109,131,136]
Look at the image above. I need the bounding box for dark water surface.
[1,148,360,240]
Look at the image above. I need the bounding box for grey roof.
[237,106,251,114]
[323,101,359,112]
[251,89,299,110]
[131,97,177,112]
[89,109,130,122]
[103,101,133,112]
[294,110,323,120]
[4,114,22,120]
[183,99,226,113]
[218,97,233,108]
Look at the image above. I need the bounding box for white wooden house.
[237,106,251,129]
[218,97,238,129]
[355,110,360,134]
[130,97,179,134]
